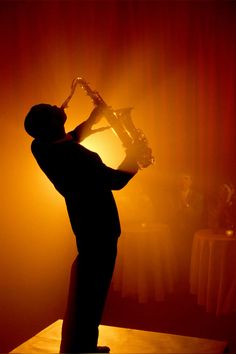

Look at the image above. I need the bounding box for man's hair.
[24,104,66,141]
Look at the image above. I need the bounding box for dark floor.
[102,287,236,353]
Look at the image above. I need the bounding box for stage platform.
[11,319,228,353]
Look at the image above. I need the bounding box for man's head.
[24,104,67,141]
[218,183,234,204]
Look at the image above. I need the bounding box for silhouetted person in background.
[208,183,236,232]
[24,103,139,353]
[166,172,204,290]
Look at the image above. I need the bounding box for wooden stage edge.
[10,319,228,353]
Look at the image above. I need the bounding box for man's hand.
[118,143,140,174]
[86,104,107,126]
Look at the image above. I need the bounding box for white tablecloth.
[190,229,236,316]
[112,223,175,302]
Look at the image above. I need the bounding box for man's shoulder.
[31,138,103,165]
[31,138,49,153]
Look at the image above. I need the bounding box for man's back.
[31,138,137,249]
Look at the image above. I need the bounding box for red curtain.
[1,2,236,351]
[1,1,236,190]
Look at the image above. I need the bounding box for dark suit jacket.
[31,137,135,249]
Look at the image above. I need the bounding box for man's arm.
[97,144,139,190]
[69,105,108,143]
[68,105,140,189]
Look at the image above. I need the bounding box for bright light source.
[81,117,126,168]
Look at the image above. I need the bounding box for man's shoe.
[95,346,110,353]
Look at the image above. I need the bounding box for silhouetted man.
[167,172,203,291]
[24,104,139,353]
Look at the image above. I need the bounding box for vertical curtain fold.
[0,1,235,190]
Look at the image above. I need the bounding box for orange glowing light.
[81,123,126,168]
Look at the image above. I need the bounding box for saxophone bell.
[114,107,155,169]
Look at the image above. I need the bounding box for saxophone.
[61,77,155,169]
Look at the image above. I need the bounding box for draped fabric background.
[0,1,236,352]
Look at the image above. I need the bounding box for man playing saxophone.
[24,102,139,353]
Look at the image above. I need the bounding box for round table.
[190,228,236,316]
[112,223,175,303]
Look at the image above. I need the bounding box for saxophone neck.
[76,78,106,107]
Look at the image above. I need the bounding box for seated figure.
[208,183,236,232]
[165,172,204,290]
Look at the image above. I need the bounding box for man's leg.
[60,237,117,353]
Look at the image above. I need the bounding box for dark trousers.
[60,236,117,353]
